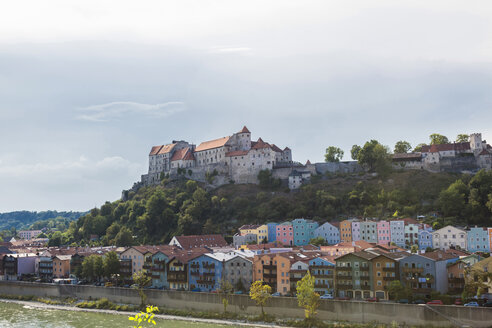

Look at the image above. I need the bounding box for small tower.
[470,133,483,154]
[237,126,251,151]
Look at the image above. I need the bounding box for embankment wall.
[1,281,491,327]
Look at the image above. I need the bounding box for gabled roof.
[306,160,311,165]
[421,142,470,153]
[270,144,283,152]
[172,235,228,249]
[170,148,194,161]
[239,224,260,230]
[149,143,177,156]
[284,147,291,151]
[195,136,230,152]
[421,250,459,261]
[251,138,270,150]
[238,126,250,134]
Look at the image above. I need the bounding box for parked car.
[271,292,281,297]
[320,294,333,300]
[234,291,243,295]
[464,302,479,307]
[336,296,350,301]
[104,282,113,287]
[398,299,409,304]
[454,298,463,306]
[365,297,378,302]
[413,299,425,305]
[482,301,492,307]
[426,300,444,305]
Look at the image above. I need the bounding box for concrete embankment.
[1,281,491,327]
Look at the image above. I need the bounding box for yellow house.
[239,224,268,244]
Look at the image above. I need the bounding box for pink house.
[276,222,293,246]
[377,221,391,246]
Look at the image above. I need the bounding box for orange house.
[339,220,353,242]
[52,255,72,278]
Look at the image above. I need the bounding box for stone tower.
[237,126,251,151]
[470,133,483,154]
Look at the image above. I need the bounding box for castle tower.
[470,133,483,154]
[237,126,251,151]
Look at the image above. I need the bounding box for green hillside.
[55,169,492,247]
[0,211,86,234]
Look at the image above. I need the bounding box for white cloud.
[76,101,185,122]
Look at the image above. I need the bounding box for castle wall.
[315,162,362,175]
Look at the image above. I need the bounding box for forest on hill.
[0,211,86,236]
[49,169,492,247]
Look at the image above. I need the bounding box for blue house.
[267,223,278,242]
[467,227,490,253]
[150,251,170,289]
[313,222,340,245]
[292,218,319,246]
[187,253,233,292]
[308,256,335,294]
[418,230,433,250]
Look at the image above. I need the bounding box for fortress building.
[393,133,492,172]
[141,126,293,186]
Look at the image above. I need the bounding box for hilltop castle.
[393,133,492,172]
[141,126,294,186]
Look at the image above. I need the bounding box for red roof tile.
[226,150,249,157]
[170,148,194,161]
[157,143,177,155]
[271,144,283,152]
[173,235,228,249]
[251,138,270,150]
[239,126,250,133]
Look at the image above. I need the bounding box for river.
[0,301,239,328]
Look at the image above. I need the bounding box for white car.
[320,294,333,299]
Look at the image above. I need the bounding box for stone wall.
[1,281,492,327]
[315,162,363,175]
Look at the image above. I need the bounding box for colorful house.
[390,220,405,247]
[276,222,293,246]
[418,230,433,250]
[467,227,490,253]
[188,253,231,292]
[335,251,375,299]
[313,222,340,245]
[360,221,378,243]
[339,219,354,242]
[293,219,319,246]
[52,255,71,278]
[432,225,467,250]
[377,221,391,246]
[309,256,335,295]
[404,219,420,247]
[267,223,278,242]
[168,248,207,291]
[351,221,361,241]
[150,251,170,289]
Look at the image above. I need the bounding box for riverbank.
[0,299,285,328]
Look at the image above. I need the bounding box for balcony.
[197,279,215,285]
[151,267,165,272]
[448,277,464,284]
[315,283,329,288]
[167,272,187,282]
[202,263,215,269]
[337,274,352,279]
[360,266,369,271]
[312,273,333,278]
[264,264,276,270]
[154,259,166,265]
[383,267,396,272]
[190,270,200,276]
[337,267,352,272]
[151,274,161,279]
[337,284,353,290]
[360,276,370,281]
[203,272,215,277]
[190,263,199,269]
[263,273,277,279]
[383,277,397,281]
[360,285,371,291]
[402,267,424,273]
[310,265,331,269]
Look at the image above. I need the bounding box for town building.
[377,221,391,246]
[360,221,378,243]
[418,230,433,250]
[432,226,467,250]
[308,256,335,295]
[276,222,293,246]
[313,222,340,245]
[52,255,71,278]
[339,219,354,242]
[335,251,376,299]
[390,220,405,247]
[292,219,319,246]
[351,221,361,241]
[169,235,228,249]
[467,227,490,253]
[267,223,278,242]
[18,230,43,240]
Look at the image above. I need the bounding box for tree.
[81,255,96,282]
[249,280,272,317]
[258,170,281,190]
[115,227,133,246]
[429,133,449,145]
[394,141,412,154]
[387,280,408,301]
[413,143,427,152]
[296,272,320,321]
[456,134,469,143]
[357,140,392,175]
[350,145,361,160]
[48,231,63,247]
[309,237,328,246]
[133,270,152,307]
[94,256,104,281]
[218,279,233,313]
[410,245,418,253]
[324,146,344,163]
[103,251,120,278]
[438,179,469,218]
[128,305,159,328]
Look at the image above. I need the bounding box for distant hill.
[0,211,87,232]
[61,169,492,247]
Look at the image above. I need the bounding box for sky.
[1,0,492,212]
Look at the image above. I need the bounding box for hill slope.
[0,211,86,233]
[58,169,492,246]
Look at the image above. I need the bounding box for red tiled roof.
[271,144,283,152]
[421,142,470,153]
[158,144,177,155]
[239,126,250,133]
[170,148,194,161]
[251,138,270,150]
[479,149,491,156]
[225,150,249,157]
[173,235,228,249]
[149,145,163,156]
[421,250,459,261]
[402,218,419,225]
[195,137,230,152]
[239,224,260,230]
[169,248,209,263]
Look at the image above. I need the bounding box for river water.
[0,301,232,328]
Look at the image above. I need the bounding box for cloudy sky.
[1,0,492,212]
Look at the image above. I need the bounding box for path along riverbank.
[0,299,289,328]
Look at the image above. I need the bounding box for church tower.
[470,133,483,154]
[237,126,251,151]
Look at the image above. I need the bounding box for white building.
[18,230,43,240]
[432,225,467,250]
